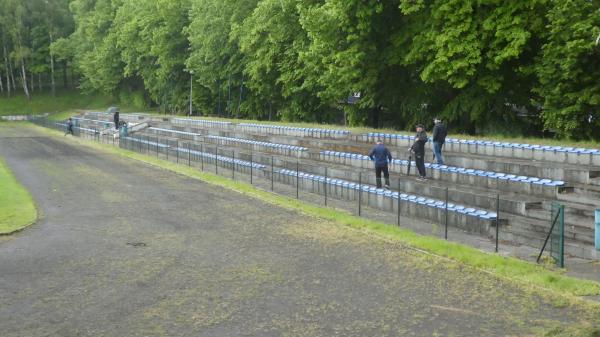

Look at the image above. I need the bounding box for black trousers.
[375,165,390,188]
[415,154,426,177]
[114,119,119,130]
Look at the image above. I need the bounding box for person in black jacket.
[113,109,120,130]
[410,125,428,180]
[368,140,393,189]
[432,117,447,165]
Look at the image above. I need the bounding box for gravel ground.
[0,124,596,337]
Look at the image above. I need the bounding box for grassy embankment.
[0,157,36,234]
[31,122,600,300]
[0,90,140,121]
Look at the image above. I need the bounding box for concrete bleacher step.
[504,214,595,253]
[271,168,499,235]
[395,177,543,217]
[138,124,554,222]
[145,123,567,200]
[163,121,598,191]
[144,126,310,157]
[521,209,595,243]
[442,153,598,185]
[502,223,594,259]
[317,150,565,198]
[359,132,600,166]
[569,183,600,201]
[541,199,598,219]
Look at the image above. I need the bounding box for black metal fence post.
[215,145,218,175]
[271,156,274,191]
[176,140,179,164]
[200,144,204,171]
[358,171,362,216]
[495,193,500,253]
[324,167,328,206]
[250,150,253,185]
[296,158,299,199]
[188,142,191,166]
[232,150,236,179]
[445,187,449,240]
[397,177,401,226]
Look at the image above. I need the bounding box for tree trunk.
[62,60,68,89]
[9,63,16,91]
[20,59,30,100]
[227,75,231,117]
[30,70,34,93]
[38,73,42,91]
[0,71,4,93]
[2,42,10,97]
[237,77,243,119]
[49,32,55,96]
[269,101,272,121]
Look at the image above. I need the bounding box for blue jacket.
[368,144,392,168]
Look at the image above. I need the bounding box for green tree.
[536,0,600,139]
[63,0,125,94]
[238,0,329,121]
[396,0,549,133]
[113,0,191,111]
[186,0,258,117]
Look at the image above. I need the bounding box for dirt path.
[0,124,593,337]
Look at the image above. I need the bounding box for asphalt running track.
[0,124,595,337]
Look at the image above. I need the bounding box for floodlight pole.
[189,72,193,116]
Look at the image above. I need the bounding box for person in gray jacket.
[368,140,393,189]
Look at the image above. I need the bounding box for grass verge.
[30,123,600,300]
[0,90,144,120]
[0,157,37,234]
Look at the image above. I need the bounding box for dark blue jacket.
[368,144,392,168]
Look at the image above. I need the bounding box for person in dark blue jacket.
[368,140,392,189]
[64,118,74,136]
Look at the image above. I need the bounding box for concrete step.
[317,151,564,199]
[136,128,551,219]
[502,217,596,259]
[355,133,600,167]
[153,121,597,189]
[541,199,598,218]
[144,124,566,199]
[442,153,598,185]
[518,209,595,244]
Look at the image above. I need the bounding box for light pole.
[189,70,194,116]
